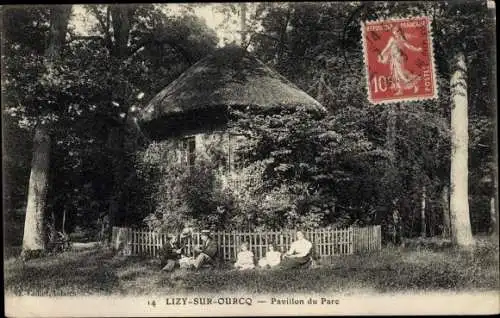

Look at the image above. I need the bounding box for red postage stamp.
[361,16,437,104]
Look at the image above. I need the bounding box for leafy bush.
[137,140,240,231]
[181,162,238,230]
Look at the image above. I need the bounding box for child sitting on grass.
[234,242,255,270]
[258,243,282,268]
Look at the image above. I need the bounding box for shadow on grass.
[4,237,499,296]
[154,242,499,294]
[4,249,122,296]
[4,248,162,296]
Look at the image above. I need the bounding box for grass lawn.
[4,237,499,296]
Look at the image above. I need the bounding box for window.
[180,136,196,169]
[227,134,248,190]
[228,134,247,173]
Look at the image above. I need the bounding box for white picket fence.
[112,225,381,261]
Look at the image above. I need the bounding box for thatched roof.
[138,46,326,125]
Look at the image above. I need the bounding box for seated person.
[280,231,313,269]
[159,234,183,271]
[179,256,192,269]
[190,230,218,269]
[258,243,282,268]
[179,227,193,242]
[178,227,193,269]
[234,242,255,270]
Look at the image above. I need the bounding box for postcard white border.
[5,291,500,317]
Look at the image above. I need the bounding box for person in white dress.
[258,243,282,268]
[234,242,255,270]
[281,231,313,269]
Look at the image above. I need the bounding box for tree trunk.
[274,5,291,65]
[392,206,401,245]
[316,73,325,104]
[420,185,426,238]
[22,127,51,254]
[104,6,135,237]
[409,207,415,237]
[441,185,451,238]
[385,104,399,208]
[62,209,67,235]
[239,3,247,46]
[449,51,474,249]
[21,6,72,258]
[45,6,72,63]
[110,5,132,58]
[105,126,126,236]
[491,195,497,235]
[491,168,498,235]
[386,105,397,162]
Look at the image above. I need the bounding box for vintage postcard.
[3,1,498,317]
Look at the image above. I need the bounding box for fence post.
[361,227,364,253]
[216,232,222,261]
[153,232,156,257]
[134,229,137,256]
[149,231,153,257]
[142,230,145,256]
[138,229,141,256]
[111,227,116,248]
[352,227,357,254]
[136,229,139,256]
[348,227,352,254]
[233,231,237,262]
[128,228,133,256]
[279,233,283,253]
[146,230,149,256]
[258,232,263,260]
[377,225,380,250]
[223,232,227,261]
[368,226,371,251]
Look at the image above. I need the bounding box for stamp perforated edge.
[360,16,439,105]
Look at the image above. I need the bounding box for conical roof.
[138,46,326,125]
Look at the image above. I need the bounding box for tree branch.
[68,35,105,42]
[86,5,113,51]
[87,6,108,35]
[250,32,280,43]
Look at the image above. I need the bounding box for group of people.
[234,231,314,270]
[159,229,314,272]
[159,228,218,271]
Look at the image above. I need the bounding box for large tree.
[20,5,72,257]
[449,50,473,248]
[441,1,495,248]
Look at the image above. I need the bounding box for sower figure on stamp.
[159,233,183,271]
[378,25,423,95]
[280,231,313,269]
[190,230,218,269]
